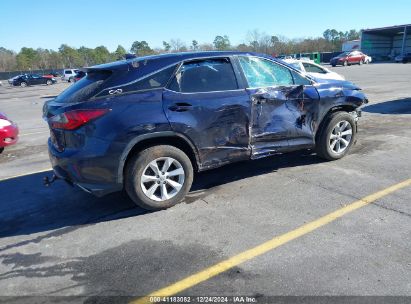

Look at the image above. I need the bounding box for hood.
[315,79,361,91]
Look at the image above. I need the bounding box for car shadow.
[0,150,321,240]
[362,98,411,114]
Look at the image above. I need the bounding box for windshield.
[337,52,349,58]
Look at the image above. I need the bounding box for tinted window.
[120,64,177,93]
[169,58,238,93]
[302,63,326,74]
[239,56,293,87]
[55,71,111,103]
[65,70,72,74]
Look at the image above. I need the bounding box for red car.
[330,50,367,67]
[0,113,19,154]
[73,71,86,82]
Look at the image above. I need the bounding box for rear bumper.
[0,124,19,148]
[48,139,123,197]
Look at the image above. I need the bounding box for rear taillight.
[50,109,109,130]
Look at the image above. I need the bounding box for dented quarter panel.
[162,89,251,170]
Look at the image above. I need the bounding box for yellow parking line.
[0,168,52,182]
[130,178,411,304]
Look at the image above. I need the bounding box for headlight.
[0,119,12,128]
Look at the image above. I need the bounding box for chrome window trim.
[164,87,245,95]
[96,62,180,97]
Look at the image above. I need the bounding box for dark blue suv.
[44,52,367,210]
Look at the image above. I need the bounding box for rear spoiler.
[80,60,132,74]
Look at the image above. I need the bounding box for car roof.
[86,51,277,72]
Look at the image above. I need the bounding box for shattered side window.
[238,56,293,88]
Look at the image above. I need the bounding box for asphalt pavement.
[0,63,410,302]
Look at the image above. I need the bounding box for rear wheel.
[125,145,194,211]
[0,147,4,154]
[316,112,356,161]
[20,81,27,87]
[46,79,52,85]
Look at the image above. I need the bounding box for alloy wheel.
[329,120,353,154]
[140,157,185,202]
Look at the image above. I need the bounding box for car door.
[31,74,43,85]
[236,56,320,158]
[163,57,251,169]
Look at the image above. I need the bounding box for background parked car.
[8,75,24,86]
[10,74,57,87]
[330,51,367,67]
[73,71,86,82]
[43,71,61,78]
[395,53,411,63]
[284,59,345,81]
[0,112,19,154]
[61,69,79,82]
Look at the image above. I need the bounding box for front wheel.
[20,81,27,87]
[343,61,348,66]
[0,147,4,154]
[125,145,194,211]
[46,79,52,85]
[316,112,356,161]
[359,59,364,65]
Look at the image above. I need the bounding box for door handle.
[168,103,192,112]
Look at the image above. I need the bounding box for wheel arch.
[117,131,200,184]
[315,104,357,144]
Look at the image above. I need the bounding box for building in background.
[361,24,410,61]
[342,40,361,52]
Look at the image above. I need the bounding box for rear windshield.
[55,71,111,103]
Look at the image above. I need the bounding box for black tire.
[68,77,72,83]
[0,147,4,154]
[125,145,194,211]
[46,79,52,85]
[20,81,27,87]
[316,112,356,161]
[359,59,363,65]
[331,64,336,67]
[343,61,348,67]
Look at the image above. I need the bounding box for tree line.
[0,29,360,72]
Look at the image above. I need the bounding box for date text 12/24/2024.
[148,296,257,303]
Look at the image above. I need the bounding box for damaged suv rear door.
[163,57,251,170]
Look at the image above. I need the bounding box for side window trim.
[166,56,242,94]
[94,63,179,99]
